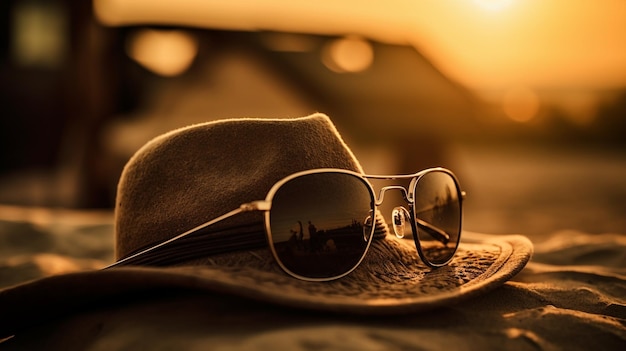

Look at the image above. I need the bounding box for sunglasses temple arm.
[104,205,254,269]
[415,218,450,245]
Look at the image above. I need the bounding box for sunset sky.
[95,0,626,89]
[94,0,626,123]
[410,0,626,91]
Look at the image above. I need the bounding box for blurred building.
[0,0,487,208]
[1,0,624,211]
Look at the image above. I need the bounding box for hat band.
[116,218,388,267]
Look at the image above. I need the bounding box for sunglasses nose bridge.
[375,185,410,207]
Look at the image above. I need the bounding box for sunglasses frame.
[261,168,377,281]
[107,167,464,282]
[366,168,465,270]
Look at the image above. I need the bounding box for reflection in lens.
[269,172,375,279]
[413,171,461,266]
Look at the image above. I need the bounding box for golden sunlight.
[411,0,626,92]
[472,0,515,12]
[126,29,198,77]
[94,0,626,92]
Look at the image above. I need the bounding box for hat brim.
[0,232,532,338]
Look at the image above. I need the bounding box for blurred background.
[0,0,624,239]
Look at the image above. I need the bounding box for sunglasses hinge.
[240,200,271,212]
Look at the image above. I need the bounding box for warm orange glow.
[322,37,373,73]
[547,91,601,126]
[473,0,515,12]
[408,0,626,91]
[126,29,198,77]
[502,87,540,123]
[94,0,626,90]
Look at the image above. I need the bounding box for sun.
[472,0,515,12]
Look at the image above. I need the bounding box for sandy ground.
[451,143,626,240]
[0,144,624,349]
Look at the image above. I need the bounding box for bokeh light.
[322,36,373,73]
[126,29,198,77]
[502,86,540,123]
[11,1,67,68]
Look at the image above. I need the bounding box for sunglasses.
[108,168,465,281]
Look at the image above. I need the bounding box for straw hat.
[0,113,532,338]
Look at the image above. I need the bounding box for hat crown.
[114,114,363,259]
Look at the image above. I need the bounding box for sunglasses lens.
[269,172,374,279]
[413,171,462,265]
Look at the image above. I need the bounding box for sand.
[0,205,624,350]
